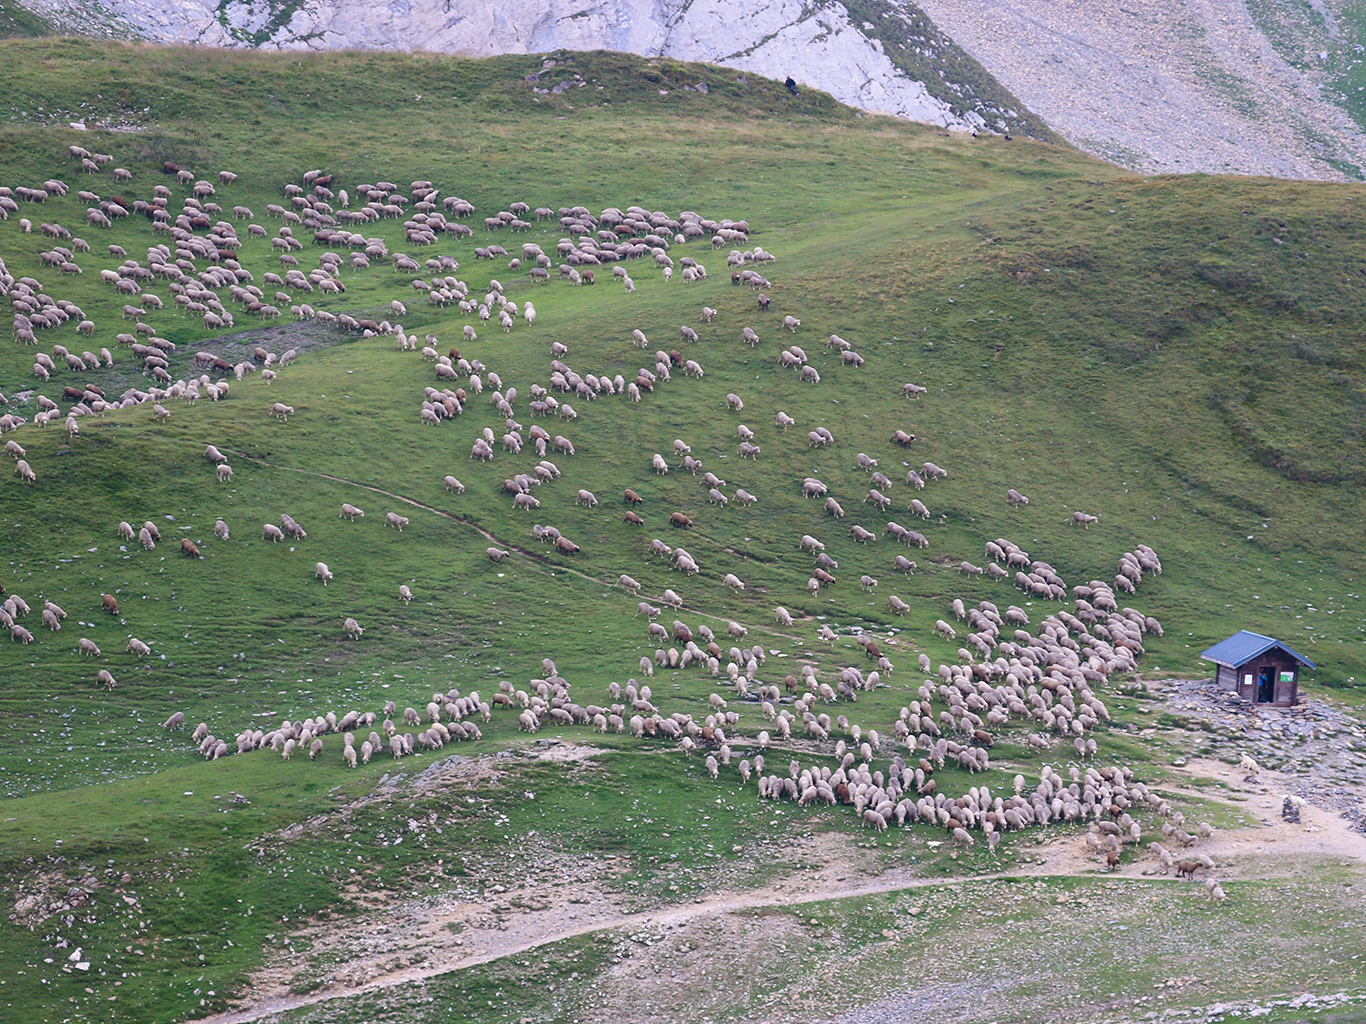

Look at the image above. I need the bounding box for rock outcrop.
[21,0,1049,137]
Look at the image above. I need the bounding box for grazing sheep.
[78,637,101,656]
[726,393,744,412]
[340,503,365,521]
[343,617,364,639]
[101,593,119,616]
[214,519,229,540]
[486,547,510,562]
[315,562,333,585]
[399,584,413,604]
[723,573,745,592]
[576,489,598,507]
[444,475,466,494]
[181,538,202,558]
[385,512,410,531]
[263,523,285,542]
[1007,488,1031,507]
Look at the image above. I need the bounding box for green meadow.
[0,40,1361,1024]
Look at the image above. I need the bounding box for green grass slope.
[0,41,1361,1024]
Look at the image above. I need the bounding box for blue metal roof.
[1200,630,1315,670]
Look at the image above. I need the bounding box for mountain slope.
[0,43,1363,1024]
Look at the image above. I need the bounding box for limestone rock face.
[44,0,981,130]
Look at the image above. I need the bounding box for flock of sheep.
[0,154,1227,893]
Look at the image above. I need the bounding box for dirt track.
[195,732,1366,1024]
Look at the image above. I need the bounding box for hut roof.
[1200,630,1315,671]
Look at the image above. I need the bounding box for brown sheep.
[624,488,643,505]
[670,512,693,528]
[624,511,644,525]
[555,536,581,554]
[1175,859,1204,880]
[181,538,202,558]
[101,593,119,615]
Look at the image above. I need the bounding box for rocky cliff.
[17,0,1057,140]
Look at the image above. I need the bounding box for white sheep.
[385,512,410,531]
[340,503,365,521]
[315,562,333,585]
[343,617,364,639]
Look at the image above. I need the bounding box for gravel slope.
[913,0,1366,180]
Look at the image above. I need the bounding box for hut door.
[1258,667,1275,703]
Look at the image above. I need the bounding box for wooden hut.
[1200,631,1314,706]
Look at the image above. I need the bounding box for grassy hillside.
[0,41,1362,1024]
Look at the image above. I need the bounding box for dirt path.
[193,743,1366,1024]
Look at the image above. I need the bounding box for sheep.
[486,547,510,562]
[576,489,599,507]
[181,538,202,558]
[263,523,285,542]
[888,595,909,615]
[775,607,794,627]
[783,315,800,332]
[96,668,117,689]
[78,637,101,656]
[800,366,821,383]
[162,710,185,730]
[385,512,410,531]
[1007,488,1031,507]
[1069,511,1100,527]
[935,619,957,639]
[42,608,62,631]
[214,519,230,541]
[343,617,364,639]
[15,460,36,484]
[723,573,746,592]
[726,393,744,412]
[101,593,120,615]
[271,403,294,421]
[128,637,152,656]
[315,562,333,585]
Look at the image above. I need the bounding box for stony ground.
[194,680,1366,1024]
[914,0,1366,179]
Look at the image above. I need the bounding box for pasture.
[0,41,1362,1024]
